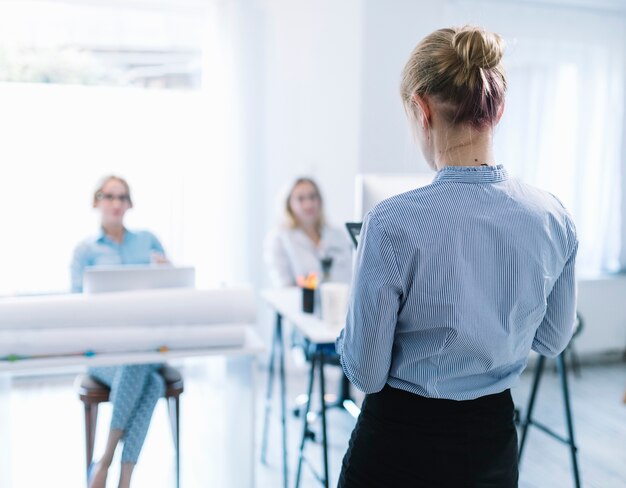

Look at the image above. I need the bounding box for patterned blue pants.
[89,364,165,464]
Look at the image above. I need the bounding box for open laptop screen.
[83,266,195,294]
[345,222,362,249]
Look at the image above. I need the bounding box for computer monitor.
[83,265,195,294]
[354,173,433,219]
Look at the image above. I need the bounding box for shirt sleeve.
[532,240,578,358]
[336,212,403,394]
[70,243,89,293]
[264,229,295,287]
[149,232,166,255]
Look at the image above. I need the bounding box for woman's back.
[337,26,578,488]
[341,164,577,400]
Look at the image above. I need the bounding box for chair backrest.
[573,312,584,339]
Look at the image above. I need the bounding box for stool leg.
[168,395,181,488]
[556,354,581,488]
[518,355,545,463]
[295,354,317,488]
[260,316,278,465]
[569,344,582,378]
[276,315,288,488]
[84,403,92,476]
[84,401,99,482]
[85,402,99,474]
[318,353,329,488]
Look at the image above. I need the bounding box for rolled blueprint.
[0,325,247,357]
[0,287,256,358]
[0,288,255,330]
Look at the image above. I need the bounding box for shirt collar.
[292,226,325,249]
[96,228,106,243]
[433,164,509,184]
[96,227,130,244]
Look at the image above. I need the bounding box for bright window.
[0,0,244,295]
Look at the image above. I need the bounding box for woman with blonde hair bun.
[336,26,577,487]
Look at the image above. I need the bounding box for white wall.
[577,277,626,354]
[229,0,268,286]
[359,0,441,174]
[621,44,626,269]
[260,0,363,251]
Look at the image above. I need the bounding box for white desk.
[0,288,263,488]
[0,328,263,374]
[260,288,358,488]
[0,332,263,488]
[261,288,342,344]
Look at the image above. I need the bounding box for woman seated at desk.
[264,177,353,288]
[71,175,167,488]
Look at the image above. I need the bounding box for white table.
[0,329,263,374]
[261,288,344,345]
[260,288,359,488]
[0,287,264,488]
[0,329,263,488]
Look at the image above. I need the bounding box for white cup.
[320,282,350,328]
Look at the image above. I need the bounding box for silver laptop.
[83,265,195,294]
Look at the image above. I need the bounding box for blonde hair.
[400,26,506,129]
[285,177,325,231]
[92,175,133,208]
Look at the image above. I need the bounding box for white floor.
[5,358,626,487]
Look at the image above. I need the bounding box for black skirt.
[338,385,519,488]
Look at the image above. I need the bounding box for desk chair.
[260,317,357,488]
[292,342,358,419]
[76,365,183,488]
[518,313,584,488]
[293,341,357,488]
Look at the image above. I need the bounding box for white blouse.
[264,225,353,287]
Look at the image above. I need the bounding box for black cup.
[302,287,315,313]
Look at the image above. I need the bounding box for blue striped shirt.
[336,164,578,400]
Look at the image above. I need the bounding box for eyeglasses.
[96,192,131,204]
[294,193,320,203]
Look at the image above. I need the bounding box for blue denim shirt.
[71,228,165,292]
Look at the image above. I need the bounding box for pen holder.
[301,287,315,314]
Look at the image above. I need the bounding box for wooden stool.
[76,365,184,488]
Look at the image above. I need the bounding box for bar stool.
[76,364,184,488]
[518,313,584,488]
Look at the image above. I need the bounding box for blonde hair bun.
[452,27,504,71]
[400,25,507,128]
